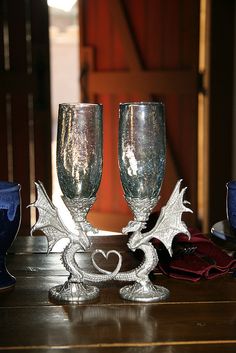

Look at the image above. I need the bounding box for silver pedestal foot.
[49,281,100,303]
[119,280,170,302]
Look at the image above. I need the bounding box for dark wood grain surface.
[1,235,236,352]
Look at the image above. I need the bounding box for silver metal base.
[49,281,100,303]
[119,281,170,302]
[31,180,192,304]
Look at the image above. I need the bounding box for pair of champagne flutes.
[57,101,166,228]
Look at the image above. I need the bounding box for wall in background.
[48,3,79,226]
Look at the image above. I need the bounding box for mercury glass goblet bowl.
[119,102,166,222]
[57,103,103,227]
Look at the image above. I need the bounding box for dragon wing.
[144,179,192,255]
[29,181,69,252]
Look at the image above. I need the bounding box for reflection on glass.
[119,102,166,202]
[57,103,103,200]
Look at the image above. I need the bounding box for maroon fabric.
[152,229,236,282]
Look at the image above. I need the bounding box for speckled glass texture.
[57,103,103,199]
[119,102,166,199]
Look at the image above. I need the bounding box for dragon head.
[122,220,146,234]
[123,220,147,251]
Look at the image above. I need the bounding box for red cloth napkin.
[152,229,236,282]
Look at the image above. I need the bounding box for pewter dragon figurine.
[30,181,122,302]
[92,179,192,301]
[30,179,191,302]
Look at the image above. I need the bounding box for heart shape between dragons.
[91,249,122,277]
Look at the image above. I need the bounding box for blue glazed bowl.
[226,181,236,235]
[0,181,21,290]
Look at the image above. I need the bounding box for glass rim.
[227,181,236,189]
[119,101,164,107]
[0,181,20,193]
[59,103,102,108]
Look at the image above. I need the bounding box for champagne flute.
[119,102,166,225]
[118,102,168,302]
[47,103,103,302]
[57,103,103,231]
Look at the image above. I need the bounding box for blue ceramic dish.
[226,181,236,234]
[0,181,21,290]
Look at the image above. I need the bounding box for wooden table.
[1,235,236,352]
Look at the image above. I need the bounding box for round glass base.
[119,281,170,302]
[49,281,100,303]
